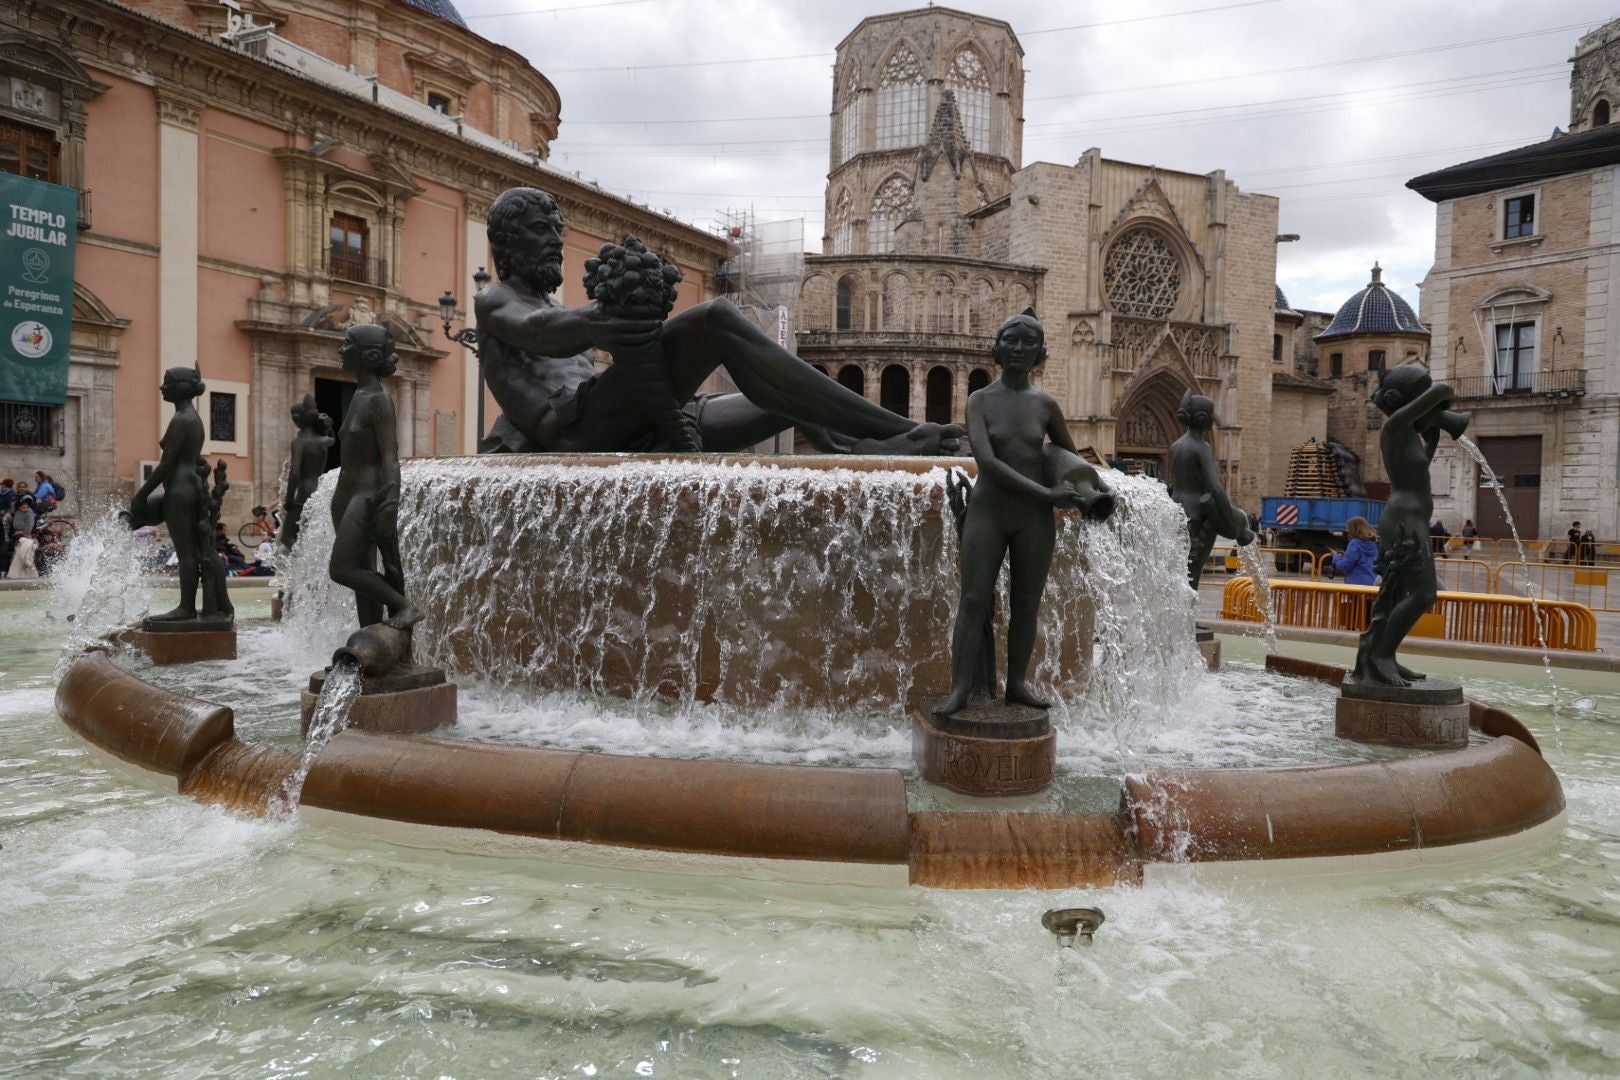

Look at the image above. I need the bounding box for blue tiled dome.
[396,0,468,28]
[1275,284,1292,311]
[1316,264,1425,340]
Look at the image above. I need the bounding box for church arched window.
[947,48,992,153]
[930,273,956,333]
[875,45,926,150]
[831,188,853,255]
[868,176,914,254]
[836,275,856,330]
[839,66,863,163]
[968,278,995,334]
[882,272,911,330]
[1103,226,1183,319]
[1596,99,1611,127]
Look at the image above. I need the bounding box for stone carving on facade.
[1103,227,1183,319]
[345,295,376,327]
[1121,407,1169,449]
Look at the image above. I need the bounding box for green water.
[3,592,1619,1078]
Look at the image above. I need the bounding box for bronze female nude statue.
[328,325,420,632]
[278,393,334,550]
[1168,390,1254,589]
[938,313,1092,716]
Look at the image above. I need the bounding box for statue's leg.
[1186,518,1216,589]
[149,489,199,620]
[661,301,958,448]
[329,496,411,629]
[1368,556,1437,686]
[1004,511,1056,709]
[939,510,1011,715]
[694,393,794,452]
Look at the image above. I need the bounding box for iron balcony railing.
[1450,368,1586,401]
[326,249,388,287]
[797,329,996,351]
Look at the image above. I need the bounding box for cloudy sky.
[457,0,1617,317]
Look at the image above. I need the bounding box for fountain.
[1169,388,1255,669]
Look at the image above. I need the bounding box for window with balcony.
[1493,321,1536,392]
[0,118,59,183]
[329,212,372,283]
[1503,194,1535,239]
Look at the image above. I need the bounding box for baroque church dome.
[395,0,468,28]
[1316,263,1425,340]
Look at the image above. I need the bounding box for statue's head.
[991,309,1046,371]
[1176,389,1216,432]
[1371,362,1432,417]
[290,392,317,428]
[161,366,206,404]
[340,323,398,377]
[488,187,565,296]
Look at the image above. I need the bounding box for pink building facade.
[1,0,724,521]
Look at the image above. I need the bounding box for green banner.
[0,174,76,406]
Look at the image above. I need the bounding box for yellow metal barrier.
[1220,577,1597,652]
[1494,560,1620,614]
[1434,557,1494,594]
[1208,546,1320,580]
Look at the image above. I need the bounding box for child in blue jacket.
[1330,516,1379,585]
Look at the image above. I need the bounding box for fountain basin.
[55,646,1566,888]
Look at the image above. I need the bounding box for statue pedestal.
[1195,624,1221,672]
[300,665,457,736]
[129,619,236,665]
[1335,678,1468,749]
[914,699,1055,797]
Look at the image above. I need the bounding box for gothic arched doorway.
[1114,372,1187,479]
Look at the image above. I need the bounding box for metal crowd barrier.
[1220,577,1597,652]
[1494,561,1620,614]
[1206,546,1324,581]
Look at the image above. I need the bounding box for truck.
[1260,496,1386,572]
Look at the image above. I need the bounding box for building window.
[209,392,237,443]
[0,401,57,448]
[830,189,853,255]
[874,45,926,150]
[1367,349,1386,373]
[837,364,864,396]
[1493,321,1536,392]
[880,364,910,417]
[1503,194,1535,239]
[968,279,994,335]
[967,367,990,395]
[1272,334,1283,364]
[867,176,914,254]
[0,119,60,183]
[1596,100,1611,126]
[838,67,861,164]
[835,277,853,330]
[930,275,955,333]
[1103,227,1182,319]
[947,49,992,153]
[1329,352,1343,377]
[328,212,371,283]
[426,91,453,115]
[926,366,953,424]
[882,273,910,330]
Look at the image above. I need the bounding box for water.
[1234,541,1280,653]
[5,593,1619,1076]
[1456,435,1563,731]
[271,659,362,816]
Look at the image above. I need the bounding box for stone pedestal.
[1335,678,1468,749]
[300,665,457,735]
[1195,624,1221,672]
[914,699,1055,797]
[128,618,236,665]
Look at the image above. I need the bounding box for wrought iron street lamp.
[440,266,493,444]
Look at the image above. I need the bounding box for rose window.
[1103,228,1183,319]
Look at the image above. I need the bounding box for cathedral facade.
[797,6,1287,507]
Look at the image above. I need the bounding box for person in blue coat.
[1330,516,1380,585]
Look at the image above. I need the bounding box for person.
[214,522,247,571]
[329,324,421,631]
[123,366,233,624]
[34,471,62,505]
[1428,519,1450,555]
[1580,525,1597,566]
[1168,390,1254,589]
[0,478,14,517]
[1329,516,1380,585]
[11,495,36,541]
[1352,363,1466,687]
[7,530,37,579]
[1567,521,1583,565]
[279,394,335,549]
[474,186,964,456]
[1461,519,1477,552]
[937,312,1082,716]
[243,538,277,576]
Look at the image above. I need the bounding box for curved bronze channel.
[54,649,1565,886]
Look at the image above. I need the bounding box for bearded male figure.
[474,187,965,455]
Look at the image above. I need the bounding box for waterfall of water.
[271,659,363,816]
[1235,542,1280,653]
[275,457,1204,726]
[1455,435,1562,728]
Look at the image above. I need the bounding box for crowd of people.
[1,472,68,579]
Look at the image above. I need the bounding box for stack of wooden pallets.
[1284,441,1346,498]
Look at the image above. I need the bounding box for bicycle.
[237,504,282,548]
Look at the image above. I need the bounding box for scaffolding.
[716,209,805,343]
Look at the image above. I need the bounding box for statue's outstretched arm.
[1386,382,1452,436]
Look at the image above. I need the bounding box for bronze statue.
[1168,390,1254,589]
[123,366,233,628]
[937,313,1113,716]
[473,187,964,455]
[278,393,335,549]
[328,324,420,633]
[1351,363,1469,687]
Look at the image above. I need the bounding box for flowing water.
[1234,541,1280,653]
[271,659,362,817]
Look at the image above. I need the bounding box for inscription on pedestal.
[914,709,1056,797]
[1335,680,1469,750]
